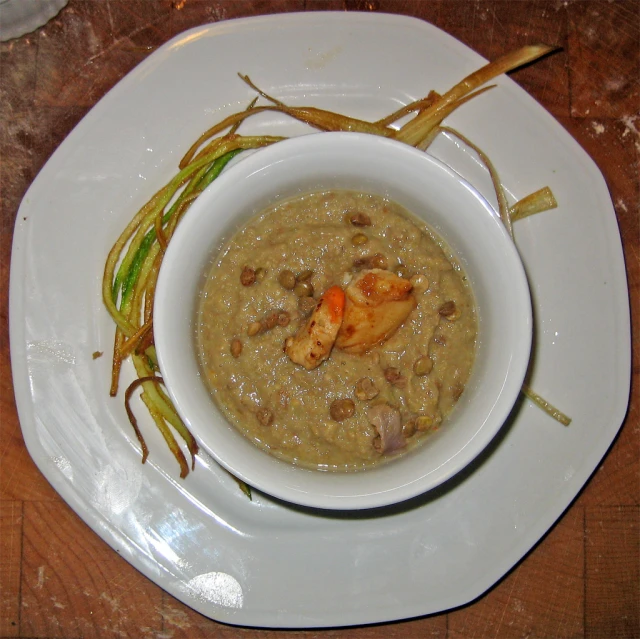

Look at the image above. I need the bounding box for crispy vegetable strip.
[154,208,168,252]
[439,125,514,237]
[131,357,199,466]
[140,391,189,478]
[235,477,252,500]
[511,187,558,221]
[239,74,394,135]
[183,71,495,171]
[143,259,162,324]
[104,147,255,473]
[230,96,259,133]
[237,73,286,106]
[395,44,556,146]
[120,319,153,359]
[136,329,156,359]
[114,160,214,308]
[266,104,393,135]
[105,186,173,336]
[180,96,258,168]
[521,384,572,426]
[375,92,441,127]
[124,376,153,464]
[110,331,125,397]
[410,86,496,149]
[104,136,281,337]
[402,86,496,149]
[180,107,274,168]
[109,240,160,394]
[181,87,396,169]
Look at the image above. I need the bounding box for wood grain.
[1,1,638,637]
[20,503,164,639]
[586,506,640,639]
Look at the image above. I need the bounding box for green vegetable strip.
[140,392,189,478]
[236,478,252,500]
[128,246,161,324]
[132,355,199,462]
[115,163,211,306]
[123,149,245,316]
[115,165,211,307]
[195,147,243,189]
[145,345,158,369]
[104,137,281,335]
[131,356,183,428]
[110,177,188,297]
[105,186,172,335]
[114,146,258,475]
[107,156,205,322]
[119,230,158,306]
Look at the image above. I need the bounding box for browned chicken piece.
[284,286,345,370]
[335,269,416,354]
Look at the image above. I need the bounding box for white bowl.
[154,132,532,510]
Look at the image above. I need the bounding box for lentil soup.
[196,190,476,470]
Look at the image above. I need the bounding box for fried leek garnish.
[103,42,569,484]
[438,125,514,238]
[375,91,441,127]
[394,44,556,147]
[521,384,572,426]
[103,139,279,480]
[511,187,558,221]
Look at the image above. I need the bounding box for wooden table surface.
[1,1,638,637]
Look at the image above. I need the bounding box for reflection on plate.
[9,12,630,628]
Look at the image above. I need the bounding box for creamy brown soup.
[196,190,476,471]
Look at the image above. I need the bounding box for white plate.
[9,12,631,628]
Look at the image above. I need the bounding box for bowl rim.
[154,131,533,510]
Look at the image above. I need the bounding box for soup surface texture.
[196,190,476,470]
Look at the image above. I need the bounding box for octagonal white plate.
[9,12,630,628]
